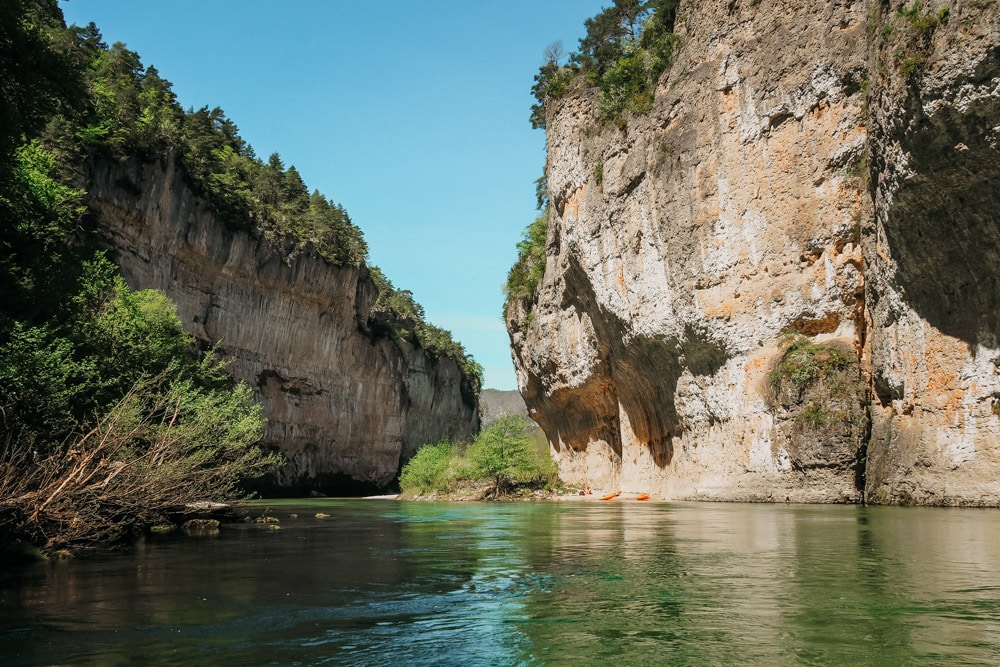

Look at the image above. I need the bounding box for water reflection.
[2,501,1000,665]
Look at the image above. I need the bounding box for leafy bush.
[401,417,557,498]
[0,374,277,552]
[503,210,549,316]
[398,441,453,494]
[467,415,553,496]
[769,333,854,394]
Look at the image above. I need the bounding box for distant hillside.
[479,389,535,430]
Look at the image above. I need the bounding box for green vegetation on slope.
[530,0,681,127]
[399,416,557,498]
[503,208,549,317]
[44,6,482,393]
[369,268,483,398]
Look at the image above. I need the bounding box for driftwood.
[0,382,274,553]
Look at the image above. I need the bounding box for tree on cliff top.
[59,14,479,395]
[530,0,681,127]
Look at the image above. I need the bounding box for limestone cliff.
[866,0,1000,505]
[84,155,479,494]
[508,0,1000,504]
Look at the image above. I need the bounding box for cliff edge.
[86,155,479,494]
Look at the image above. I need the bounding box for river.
[2,500,999,665]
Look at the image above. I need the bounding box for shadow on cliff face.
[878,81,1000,347]
[536,257,730,468]
[244,471,387,498]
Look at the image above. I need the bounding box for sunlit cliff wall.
[85,156,478,494]
[865,0,1000,504]
[507,0,1000,504]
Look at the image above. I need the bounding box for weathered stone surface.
[508,0,1000,504]
[865,0,1000,505]
[84,156,478,494]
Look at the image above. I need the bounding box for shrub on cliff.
[503,210,549,317]
[769,333,854,397]
[530,0,680,127]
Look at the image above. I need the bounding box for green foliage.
[530,0,681,128]
[467,415,554,496]
[898,54,927,77]
[0,374,277,552]
[0,0,85,169]
[883,1,945,79]
[504,210,549,316]
[769,333,854,393]
[801,402,829,427]
[398,441,453,494]
[897,1,942,33]
[0,249,257,459]
[0,321,97,444]
[400,416,557,498]
[530,60,577,129]
[369,267,483,397]
[0,141,87,320]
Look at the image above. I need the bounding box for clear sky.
[59,0,607,390]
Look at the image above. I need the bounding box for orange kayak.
[636,493,650,501]
[599,489,622,501]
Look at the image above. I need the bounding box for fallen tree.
[0,374,279,554]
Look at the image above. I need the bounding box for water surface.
[2,500,1000,665]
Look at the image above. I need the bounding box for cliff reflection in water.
[2,501,999,665]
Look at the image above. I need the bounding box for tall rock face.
[508,0,1000,504]
[866,0,1000,504]
[85,156,479,494]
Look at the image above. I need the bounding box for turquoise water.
[2,500,1000,665]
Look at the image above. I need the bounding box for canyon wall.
[85,156,478,494]
[866,0,1000,504]
[508,0,1000,504]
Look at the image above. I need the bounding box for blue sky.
[59,0,606,390]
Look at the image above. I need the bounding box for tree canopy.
[530,0,681,127]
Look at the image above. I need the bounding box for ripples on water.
[2,501,1000,665]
